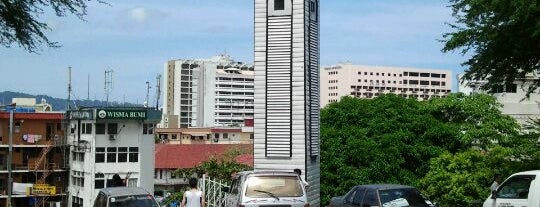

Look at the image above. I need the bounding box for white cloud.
[130,7,148,22]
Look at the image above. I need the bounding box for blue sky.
[0,0,467,104]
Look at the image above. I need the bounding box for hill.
[0,91,142,111]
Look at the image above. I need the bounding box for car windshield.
[379,188,430,207]
[245,175,303,198]
[109,194,159,207]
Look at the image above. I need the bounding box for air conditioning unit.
[109,134,116,140]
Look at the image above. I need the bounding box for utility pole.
[7,104,14,207]
[155,74,162,109]
[145,81,151,108]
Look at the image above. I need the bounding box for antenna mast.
[87,73,90,100]
[67,66,72,111]
[145,81,151,108]
[104,69,114,106]
[155,74,162,109]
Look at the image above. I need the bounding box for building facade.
[458,73,540,125]
[320,64,453,107]
[154,144,253,197]
[0,110,68,207]
[67,108,161,207]
[162,54,254,128]
[254,0,321,206]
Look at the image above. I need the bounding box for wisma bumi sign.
[96,109,147,120]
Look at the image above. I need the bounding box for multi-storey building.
[320,63,453,107]
[0,109,68,207]
[458,73,540,125]
[67,107,161,207]
[254,0,321,206]
[162,54,254,128]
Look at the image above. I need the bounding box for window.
[172,134,177,140]
[250,134,254,139]
[409,72,419,77]
[376,73,379,76]
[95,173,105,189]
[72,196,83,207]
[403,72,408,76]
[128,178,138,187]
[81,123,92,134]
[364,72,367,75]
[223,133,229,139]
[274,0,284,10]
[362,190,378,207]
[404,80,408,84]
[95,147,105,163]
[310,1,315,12]
[95,123,105,134]
[496,175,535,199]
[442,82,446,86]
[71,171,84,187]
[431,81,441,86]
[129,147,139,162]
[420,81,429,85]
[431,73,441,78]
[506,84,517,93]
[420,73,430,77]
[442,74,447,78]
[107,123,118,134]
[143,123,154,135]
[107,147,117,163]
[352,189,366,205]
[118,147,128,162]
[70,124,76,134]
[409,80,419,85]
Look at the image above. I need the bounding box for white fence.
[200,175,229,207]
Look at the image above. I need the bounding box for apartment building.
[67,107,161,207]
[458,73,540,125]
[321,63,453,107]
[0,109,68,207]
[162,54,254,128]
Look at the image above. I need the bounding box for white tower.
[254,0,320,206]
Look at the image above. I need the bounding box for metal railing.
[200,175,229,207]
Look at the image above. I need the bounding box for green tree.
[0,0,102,52]
[320,93,520,206]
[443,0,540,94]
[176,148,253,181]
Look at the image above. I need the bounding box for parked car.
[328,184,436,207]
[94,187,160,207]
[483,170,540,207]
[221,170,309,207]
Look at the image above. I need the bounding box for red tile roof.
[0,112,64,120]
[155,144,253,169]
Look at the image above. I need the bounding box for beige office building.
[321,63,452,107]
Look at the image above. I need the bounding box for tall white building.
[320,64,453,107]
[67,108,161,207]
[162,54,254,128]
[458,73,540,125]
[254,0,321,206]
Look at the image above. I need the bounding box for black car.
[328,184,436,207]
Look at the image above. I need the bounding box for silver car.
[222,171,309,207]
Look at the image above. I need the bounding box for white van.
[222,171,309,207]
[483,170,540,207]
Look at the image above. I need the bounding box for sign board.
[69,110,94,120]
[96,109,147,120]
[31,184,56,195]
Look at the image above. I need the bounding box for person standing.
[490,175,502,192]
[294,169,309,188]
[182,178,205,207]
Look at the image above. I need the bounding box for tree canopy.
[443,0,540,94]
[0,0,99,52]
[319,94,537,206]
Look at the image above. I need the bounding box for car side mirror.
[221,187,230,193]
[491,190,497,199]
